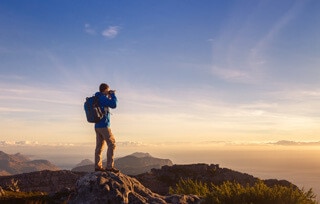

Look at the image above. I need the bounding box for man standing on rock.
[94,83,119,173]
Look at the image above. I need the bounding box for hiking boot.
[95,167,105,172]
[106,167,120,173]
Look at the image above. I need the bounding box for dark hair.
[99,83,109,92]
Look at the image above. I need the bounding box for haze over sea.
[1,141,320,201]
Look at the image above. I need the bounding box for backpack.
[84,95,105,123]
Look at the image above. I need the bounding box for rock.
[0,186,5,196]
[69,171,201,204]
[134,163,297,195]
[0,170,86,193]
[165,195,202,204]
[49,187,74,203]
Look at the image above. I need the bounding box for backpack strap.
[94,95,106,114]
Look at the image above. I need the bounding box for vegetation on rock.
[170,178,318,204]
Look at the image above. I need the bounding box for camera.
[108,90,116,94]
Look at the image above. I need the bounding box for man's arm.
[100,93,117,109]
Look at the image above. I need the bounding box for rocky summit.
[69,171,201,204]
[134,163,296,195]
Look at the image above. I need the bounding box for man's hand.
[108,90,116,94]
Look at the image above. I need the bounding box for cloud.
[84,23,96,35]
[84,24,121,39]
[102,26,120,38]
[211,66,251,83]
[0,74,25,80]
[0,85,79,106]
[270,140,320,146]
[0,140,82,147]
[210,1,307,85]
[250,1,305,61]
[0,107,39,113]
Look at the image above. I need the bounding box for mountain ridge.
[0,151,59,176]
[72,152,173,175]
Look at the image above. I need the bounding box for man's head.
[99,83,110,93]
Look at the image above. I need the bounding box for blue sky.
[0,0,320,144]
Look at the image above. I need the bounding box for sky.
[0,0,320,145]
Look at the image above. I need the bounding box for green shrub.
[169,178,210,197]
[0,190,69,204]
[170,178,318,204]
[0,190,48,204]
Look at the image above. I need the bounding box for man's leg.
[95,128,106,170]
[105,128,116,169]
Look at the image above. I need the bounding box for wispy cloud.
[211,66,251,83]
[2,140,319,148]
[84,23,96,35]
[210,1,306,85]
[84,24,121,39]
[0,85,79,106]
[249,0,306,64]
[0,74,25,80]
[270,140,320,146]
[102,26,120,39]
[0,107,39,113]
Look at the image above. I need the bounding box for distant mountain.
[129,152,152,158]
[74,159,94,167]
[0,151,60,176]
[71,152,173,175]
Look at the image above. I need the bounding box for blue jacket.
[94,92,117,128]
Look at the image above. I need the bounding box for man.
[94,83,119,173]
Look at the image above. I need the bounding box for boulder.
[0,186,5,196]
[69,171,201,204]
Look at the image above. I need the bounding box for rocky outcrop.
[0,170,86,193]
[135,163,297,195]
[69,171,201,204]
[0,164,297,203]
